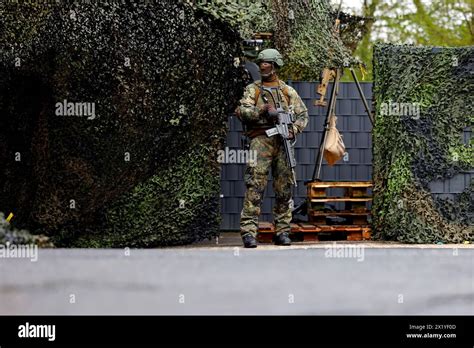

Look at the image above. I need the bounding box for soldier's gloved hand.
[265,104,277,114]
[260,104,276,116]
[288,129,295,140]
[288,125,298,140]
[260,104,278,123]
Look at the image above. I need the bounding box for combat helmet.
[255,48,284,68]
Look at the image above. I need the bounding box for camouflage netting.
[0,1,243,247]
[0,0,371,247]
[372,43,473,243]
[0,212,52,247]
[193,0,368,80]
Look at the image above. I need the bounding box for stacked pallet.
[257,181,373,242]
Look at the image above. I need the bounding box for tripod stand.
[292,67,374,217]
[311,67,374,182]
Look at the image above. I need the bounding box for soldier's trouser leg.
[272,138,295,235]
[240,135,273,238]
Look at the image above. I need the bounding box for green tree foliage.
[352,0,473,81]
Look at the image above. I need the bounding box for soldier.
[235,48,309,248]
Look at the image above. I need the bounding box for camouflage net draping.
[0,0,243,247]
[192,0,370,80]
[372,43,473,243]
[0,213,52,247]
[0,0,371,247]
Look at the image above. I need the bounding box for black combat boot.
[242,233,257,248]
[274,232,291,246]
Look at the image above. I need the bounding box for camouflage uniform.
[238,79,309,238]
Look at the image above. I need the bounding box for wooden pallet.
[309,210,370,225]
[257,222,275,243]
[257,222,371,242]
[307,181,373,224]
[291,223,321,242]
[257,182,373,243]
[308,181,372,197]
[314,225,371,241]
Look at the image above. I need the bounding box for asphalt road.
[0,243,472,315]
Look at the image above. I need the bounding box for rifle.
[260,87,298,187]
